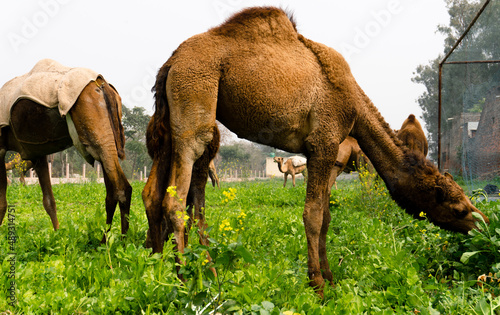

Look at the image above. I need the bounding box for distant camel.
[396,114,428,157]
[142,7,489,297]
[5,153,33,186]
[208,160,220,188]
[273,156,307,187]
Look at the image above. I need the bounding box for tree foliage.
[120,105,152,179]
[412,0,499,159]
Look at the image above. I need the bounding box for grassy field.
[1,172,500,314]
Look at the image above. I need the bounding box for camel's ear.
[435,186,445,203]
[444,172,454,180]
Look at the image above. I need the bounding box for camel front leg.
[329,168,340,190]
[283,174,288,187]
[0,149,7,226]
[188,152,216,248]
[319,198,333,284]
[32,157,59,230]
[303,152,336,297]
[19,172,26,186]
[291,172,296,187]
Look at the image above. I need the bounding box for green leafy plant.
[1,178,500,314]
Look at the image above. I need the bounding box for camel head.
[389,153,489,234]
[273,156,283,164]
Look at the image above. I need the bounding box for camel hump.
[407,114,416,121]
[211,6,297,39]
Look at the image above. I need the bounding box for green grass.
[1,176,500,314]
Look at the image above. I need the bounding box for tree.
[121,105,152,179]
[216,141,278,177]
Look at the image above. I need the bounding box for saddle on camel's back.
[0,59,99,159]
[288,155,307,168]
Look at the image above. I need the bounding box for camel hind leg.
[164,123,217,256]
[163,71,220,255]
[143,154,170,253]
[68,81,132,242]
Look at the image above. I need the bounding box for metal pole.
[438,63,443,170]
[444,60,500,65]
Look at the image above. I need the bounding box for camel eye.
[453,207,468,219]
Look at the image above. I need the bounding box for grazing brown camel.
[0,60,131,241]
[142,7,489,297]
[273,156,307,187]
[396,114,428,157]
[5,153,33,185]
[329,136,364,189]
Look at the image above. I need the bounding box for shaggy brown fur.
[0,76,131,241]
[273,156,307,187]
[143,7,488,297]
[396,114,428,156]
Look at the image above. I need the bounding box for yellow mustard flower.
[166,186,177,197]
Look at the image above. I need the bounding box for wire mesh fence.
[439,0,500,193]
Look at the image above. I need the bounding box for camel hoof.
[309,274,325,296]
[52,222,60,231]
[316,289,324,299]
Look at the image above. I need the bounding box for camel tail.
[147,62,171,158]
[101,78,126,160]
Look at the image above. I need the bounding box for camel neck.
[277,160,288,173]
[350,94,406,186]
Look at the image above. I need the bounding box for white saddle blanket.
[0,59,99,128]
[287,156,307,167]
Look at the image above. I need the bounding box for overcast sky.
[0,0,449,136]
